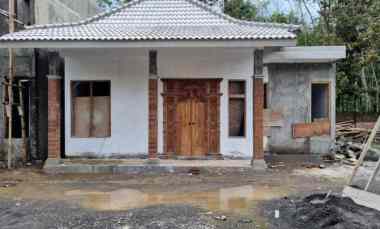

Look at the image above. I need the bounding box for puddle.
[0,183,289,214]
[63,185,288,214]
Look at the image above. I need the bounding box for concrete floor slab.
[44,159,253,174]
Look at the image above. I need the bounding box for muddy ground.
[262,194,380,229]
[0,162,375,229]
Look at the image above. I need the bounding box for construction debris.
[330,120,380,165]
[265,193,380,229]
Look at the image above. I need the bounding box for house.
[0,0,98,164]
[0,0,345,168]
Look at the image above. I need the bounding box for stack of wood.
[331,120,380,165]
[336,121,371,144]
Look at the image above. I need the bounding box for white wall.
[63,48,255,158]
[63,49,149,157]
[157,48,254,158]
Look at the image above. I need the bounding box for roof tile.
[0,0,298,42]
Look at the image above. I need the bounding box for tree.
[224,0,259,21]
[97,0,127,8]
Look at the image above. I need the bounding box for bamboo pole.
[7,0,15,169]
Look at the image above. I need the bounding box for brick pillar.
[253,77,264,160]
[252,49,266,169]
[148,79,158,159]
[47,75,62,161]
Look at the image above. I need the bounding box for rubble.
[330,120,380,165]
[263,193,380,229]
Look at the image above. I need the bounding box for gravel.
[0,199,215,229]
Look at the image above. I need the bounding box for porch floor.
[44,159,253,174]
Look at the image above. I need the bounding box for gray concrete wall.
[0,0,98,163]
[267,63,336,154]
[0,0,35,163]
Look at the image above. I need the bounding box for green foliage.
[224,0,258,20]
[97,0,128,8]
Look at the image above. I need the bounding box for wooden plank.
[349,115,380,185]
[292,121,330,138]
[364,117,380,190]
[73,97,91,138]
[92,97,111,138]
[264,109,283,127]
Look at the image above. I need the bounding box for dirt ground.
[0,162,372,229]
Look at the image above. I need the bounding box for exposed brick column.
[253,77,264,160]
[47,75,62,161]
[252,49,266,169]
[148,79,158,159]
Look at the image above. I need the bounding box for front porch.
[44,48,266,168]
[44,158,255,174]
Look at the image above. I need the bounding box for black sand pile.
[263,193,380,229]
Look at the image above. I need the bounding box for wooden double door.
[176,97,207,156]
[163,79,221,158]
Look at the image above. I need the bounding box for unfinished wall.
[0,0,99,163]
[0,0,36,162]
[267,63,336,154]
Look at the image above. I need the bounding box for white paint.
[264,46,346,63]
[63,48,255,158]
[157,48,254,158]
[64,49,149,156]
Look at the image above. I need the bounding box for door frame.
[161,78,223,159]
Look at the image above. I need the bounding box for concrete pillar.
[46,74,61,163]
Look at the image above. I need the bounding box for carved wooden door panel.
[163,79,222,158]
[191,99,207,156]
[176,100,192,156]
[176,98,207,156]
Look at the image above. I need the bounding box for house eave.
[0,39,297,49]
[264,46,347,64]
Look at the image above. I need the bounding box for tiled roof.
[0,0,298,42]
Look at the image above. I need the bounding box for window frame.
[70,80,111,138]
[310,81,331,122]
[228,80,247,138]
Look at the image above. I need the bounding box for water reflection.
[64,185,286,213]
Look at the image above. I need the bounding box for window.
[264,83,268,109]
[149,50,157,76]
[311,83,329,121]
[71,81,111,138]
[229,81,246,137]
